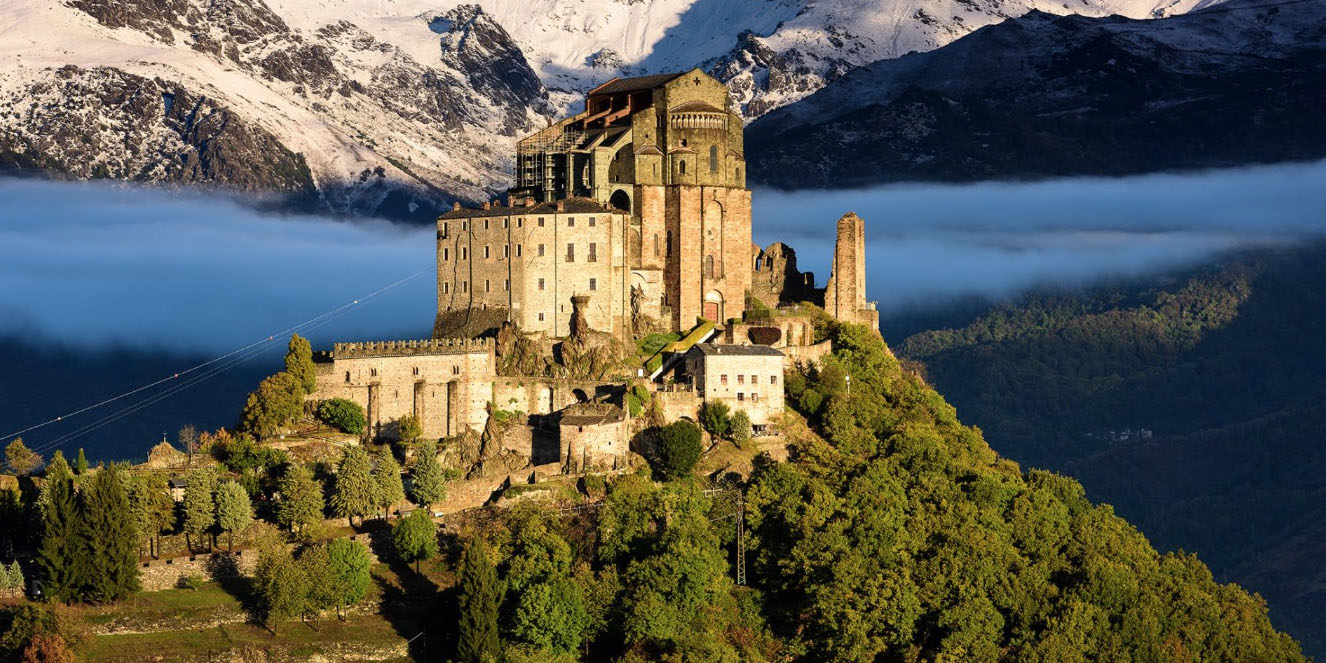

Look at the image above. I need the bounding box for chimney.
[504,194,512,207]
[556,200,565,212]
[452,201,461,211]
[525,197,535,207]
[482,201,491,210]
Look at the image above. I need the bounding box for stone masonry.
[824,212,880,331]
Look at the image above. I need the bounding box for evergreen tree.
[214,480,253,551]
[276,463,324,533]
[3,561,24,597]
[456,538,501,663]
[127,473,174,558]
[410,440,447,508]
[285,334,317,395]
[253,538,307,635]
[4,438,41,476]
[373,450,405,519]
[323,538,372,620]
[392,509,437,572]
[239,372,303,439]
[331,446,376,526]
[181,468,217,553]
[78,464,140,602]
[36,452,81,602]
[729,410,752,447]
[73,449,87,475]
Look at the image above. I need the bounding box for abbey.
[436,69,752,338]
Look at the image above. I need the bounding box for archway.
[704,290,724,322]
[572,388,590,403]
[609,189,631,213]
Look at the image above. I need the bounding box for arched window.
[653,233,660,257]
[679,160,686,175]
[666,231,673,256]
[705,255,715,278]
[710,145,718,172]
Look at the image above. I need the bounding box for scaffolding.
[515,115,586,201]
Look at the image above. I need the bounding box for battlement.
[331,337,493,359]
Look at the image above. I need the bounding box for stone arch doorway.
[609,189,631,213]
[572,388,590,403]
[704,290,724,322]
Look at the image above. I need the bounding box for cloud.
[751,160,1326,310]
[0,180,435,354]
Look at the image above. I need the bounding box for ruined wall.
[824,212,880,331]
[751,242,820,306]
[312,339,495,441]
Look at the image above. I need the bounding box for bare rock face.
[435,4,549,136]
[0,66,316,196]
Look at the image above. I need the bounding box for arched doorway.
[704,290,724,322]
[609,189,631,213]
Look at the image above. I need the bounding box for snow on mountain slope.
[0,0,1226,215]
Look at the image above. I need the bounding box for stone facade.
[683,343,785,427]
[441,69,754,337]
[558,403,630,473]
[751,242,819,306]
[436,198,632,338]
[311,339,495,441]
[824,212,880,331]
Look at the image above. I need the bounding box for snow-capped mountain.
[0,0,1228,218]
[744,0,1326,187]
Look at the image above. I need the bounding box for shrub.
[656,421,702,480]
[730,410,752,447]
[699,401,731,439]
[625,384,651,418]
[316,399,367,435]
[396,415,423,443]
[178,574,205,592]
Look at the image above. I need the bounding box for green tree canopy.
[253,537,307,635]
[699,401,731,439]
[214,480,253,551]
[73,449,87,475]
[240,372,303,439]
[35,452,81,602]
[392,509,437,572]
[285,334,317,395]
[331,446,376,526]
[127,473,174,559]
[181,467,218,553]
[457,538,502,663]
[397,415,423,444]
[4,438,41,476]
[316,399,366,436]
[373,449,405,519]
[655,420,702,480]
[322,538,372,620]
[78,464,140,602]
[729,410,752,447]
[276,463,324,533]
[410,440,447,508]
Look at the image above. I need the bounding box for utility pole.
[735,491,746,586]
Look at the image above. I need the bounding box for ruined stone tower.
[824,212,879,331]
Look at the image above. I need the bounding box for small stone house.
[559,403,629,473]
[683,343,785,430]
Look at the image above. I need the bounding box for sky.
[2,160,1326,356]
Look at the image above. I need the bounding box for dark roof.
[560,403,627,426]
[439,196,620,219]
[588,72,684,96]
[690,343,784,358]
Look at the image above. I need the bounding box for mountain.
[0,0,1223,217]
[888,241,1326,657]
[745,0,1326,188]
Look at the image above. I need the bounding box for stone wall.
[311,338,495,441]
[138,550,258,591]
[751,242,819,306]
[824,212,880,331]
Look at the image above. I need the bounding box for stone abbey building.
[436,69,752,337]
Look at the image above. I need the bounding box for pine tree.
[410,440,448,508]
[331,446,376,526]
[3,561,23,597]
[182,467,217,553]
[74,449,88,475]
[456,538,501,663]
[285,334,317,395]
[373,450,405,519]
[276,463,325,533]
[214,480,253,551]
[4,438,41,476]
[79,464,140,602]
[36,452,81,602]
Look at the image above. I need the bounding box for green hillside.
[894,242,1326,656]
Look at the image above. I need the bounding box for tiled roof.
[588,72,685,96]
[669,100,726,113]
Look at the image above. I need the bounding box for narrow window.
[568,217,575,227]
[666,231,673,256]
[738,374,745,385]
[737,392,744,401]
[443,282,450,294]
[503,219,509,228]
[503,245,509,258]
[771,375,778,385]
[750,374,757,385]
[484,279,490,292]
[461,247,468,260]
[566,243,575,262]
[706,255,715,278]
[462,221,468,231]
[653,234,660,257]
[483,245,490,259]
[370,368,378,377]
[443,248,449,261]
[412,367,420,376]
[588,242,597,263]
[345,371,350,383]
[516,244,523,257]
[681,138,688,147]
[538,278,545,291]
[483,219,489,230]
[710,145,718,172]
[589,278,597,291]
[443,222,449,236]
[720,374,728,385]
[504,279,510,291]
[538,243,546,257]
[538,217,545,227]
[589,217,596,227]
[518,219,524,228]
[680,160,686,174]
[462,280,469,293]
[538,312,545,321]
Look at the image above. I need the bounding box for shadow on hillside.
[367,527,456,662]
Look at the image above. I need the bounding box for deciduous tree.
[214,480,253,551]
[656,420,702,480]
[253,539,307,635]
[5,438,41,476]
[240,372,303,439]
[181,467,217,553]
[392,509,437,572]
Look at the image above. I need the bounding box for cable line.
[4,267,429,446]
